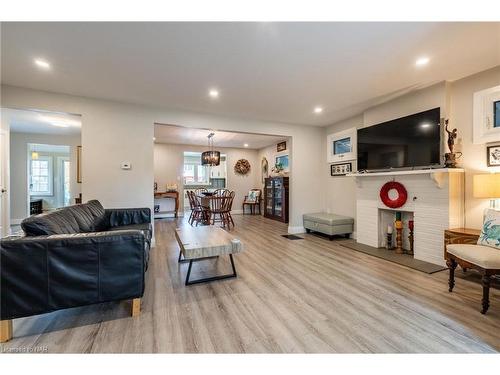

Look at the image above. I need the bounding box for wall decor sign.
[326,127,357,163]
[330,162,352,176]
[277,141,287,152]
[487,144,500,167]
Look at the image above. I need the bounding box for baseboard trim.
[10,219,23,225]
[288,225,306,234]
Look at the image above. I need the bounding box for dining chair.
[208,196,227,227]
[194,188,208,196]
[213,189,230,197]
[188,191,205,226]
[223,191,236,229]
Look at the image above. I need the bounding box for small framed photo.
[277,141,287,152]
[487,144,500,167]
[330,162,352,176]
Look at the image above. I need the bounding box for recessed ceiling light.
[34,58,51,70]
[415,57,430,67]
[153,137,156,141]
[313,106,323,114]
[243,143,249,148]
[208,89,219,99]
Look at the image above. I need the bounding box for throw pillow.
[247,190,257,203]
[477,209,500,249]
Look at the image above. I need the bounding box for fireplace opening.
[378,209,415,256]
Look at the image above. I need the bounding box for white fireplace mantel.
[347,168,464,189]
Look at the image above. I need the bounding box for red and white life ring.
[380,181,407,209]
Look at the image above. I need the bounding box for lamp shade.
[473,174,500,199]
[201,150,221,166]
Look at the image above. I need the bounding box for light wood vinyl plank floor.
[1,215,499,353]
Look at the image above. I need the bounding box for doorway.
[1,108,81,233]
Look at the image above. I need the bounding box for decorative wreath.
[234,159,251,175]
[380,181,408,209]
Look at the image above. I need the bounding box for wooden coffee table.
[174,226,244,285]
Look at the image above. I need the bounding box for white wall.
[9,132,81,222]
[256,138,292,188]
[2,85,324,232]
[154,143,260,213]
[324,115,362,232]
[324,67,500,231]
[449,66,500,228]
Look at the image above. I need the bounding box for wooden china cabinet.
[264,177,289,223]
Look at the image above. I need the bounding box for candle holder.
[395,220,403,254]
[408,220,414,255]
[386,233,393,250]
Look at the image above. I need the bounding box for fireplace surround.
[349,169,465,266]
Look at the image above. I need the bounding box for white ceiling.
[2,108,81,135]
[1,22,499,126]
[154,124,286,149]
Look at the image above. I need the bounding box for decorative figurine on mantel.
[444,119,462,168]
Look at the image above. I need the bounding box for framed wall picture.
[473,84,500,144]
[76,145,82,183]
[277,141,287,152]
[330,162,352,176]
[326,127,357,163]
[275,154,289,173]
[487,144,500,167]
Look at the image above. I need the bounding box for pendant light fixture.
[201,132,221,166]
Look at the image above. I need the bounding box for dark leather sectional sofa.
[0,200,151,342]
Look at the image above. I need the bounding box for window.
[183,152,209,185]
[30,156,53,196]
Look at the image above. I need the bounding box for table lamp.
[473,173,500,209]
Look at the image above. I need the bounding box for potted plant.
[271,162,285,176]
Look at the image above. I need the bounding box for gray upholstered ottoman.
[303,213,354,240]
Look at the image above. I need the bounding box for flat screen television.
[357,108,441,171]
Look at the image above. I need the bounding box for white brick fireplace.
[351,169,464,266]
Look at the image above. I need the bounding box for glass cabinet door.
[266,179,274,215]
[273,179,282,217]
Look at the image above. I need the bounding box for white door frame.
[0,113,11,237]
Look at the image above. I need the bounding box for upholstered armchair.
[242,189,262,215]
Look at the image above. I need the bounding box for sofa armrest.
[105,207,151,228]
[1,230,146,320]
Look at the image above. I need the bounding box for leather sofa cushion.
[22,208,81,236]
[447,244,500,269]
[108,223,152,243]
[22,200,106,236]
[70,200,106,232]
